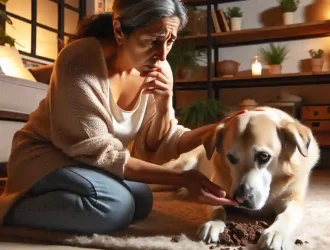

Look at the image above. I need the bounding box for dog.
[164,107,320,250]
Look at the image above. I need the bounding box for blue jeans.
[4,165,153,234]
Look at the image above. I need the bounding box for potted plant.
[278,0,300,25]
[225,7,243,31]
[259,43,289,75]
[179,99,228,129]
[167,44,206,80]
[309,49,324,73]
[0,0,16,47]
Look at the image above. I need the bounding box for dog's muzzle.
[233,183,257,209]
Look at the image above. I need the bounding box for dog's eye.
[255,152,271,164]
[227,154,239,165]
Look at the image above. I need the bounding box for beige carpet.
[0,170,329,250]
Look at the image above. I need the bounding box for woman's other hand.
[182,169,238,206]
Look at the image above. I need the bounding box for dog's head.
[203,108,314,210]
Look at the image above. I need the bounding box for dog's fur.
[163,107,320,250]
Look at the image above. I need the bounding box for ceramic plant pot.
[216,60,240,77]
[230,17,242,31]
[311,58,324,73]
[283,12,294,25]
[268,64,282,75]
[177,66,194,80]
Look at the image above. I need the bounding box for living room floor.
[0,169,329,250]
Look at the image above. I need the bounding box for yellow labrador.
[164,107,320,250]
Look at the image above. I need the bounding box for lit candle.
[252,56,262,76]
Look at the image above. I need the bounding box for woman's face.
[119,17,180,75]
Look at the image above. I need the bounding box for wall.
[177,0,330,109]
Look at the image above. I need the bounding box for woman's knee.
[4,189,136,235]
[91,180,136,233]
[124,181,153,220]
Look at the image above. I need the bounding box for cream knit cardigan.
[0,37,188,223]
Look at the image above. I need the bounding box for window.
[4,0,86,62]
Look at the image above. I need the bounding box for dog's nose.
[233,183,255,209]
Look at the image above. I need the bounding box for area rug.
[0,170,329,250]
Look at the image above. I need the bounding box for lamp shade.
[0,45,36,82]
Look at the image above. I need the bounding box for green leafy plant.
[309,49,324,59]
[0,29,15,46]
[225,7,243,19]
[179,99,228,129]
[0,0,16,46]
[259,43,289,65]
[167,44,206,75]
[278,0,300,12]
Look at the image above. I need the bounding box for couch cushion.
[0,74,48,115]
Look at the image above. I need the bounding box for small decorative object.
[225,7,243,31]
[309,49,324,73]
[216,60,240,77]
[239,99,259,110]
[259,43,289,75]
[251,56,262,76]
[267,91,302,118]
[179,99,228,129]
[278,0,300,25]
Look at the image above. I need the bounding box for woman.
[1,0,237,234]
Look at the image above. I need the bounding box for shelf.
[0,110,29,122]
[174,79,209,90]
[212,72,330,88]
[177,20,330,47]
[174,72,330,89]
[213,20,330,47]
[183,0,245,6]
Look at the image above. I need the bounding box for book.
[211,9,221,33]
[218,8,230,32]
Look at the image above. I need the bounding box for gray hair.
[113,0,188,35]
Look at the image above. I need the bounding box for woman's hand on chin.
[140,64,173,114]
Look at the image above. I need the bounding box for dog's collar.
[221,107,265,124]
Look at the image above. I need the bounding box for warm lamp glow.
[327,10,330,19]
[0,45,36,81]
[252,56,262,76]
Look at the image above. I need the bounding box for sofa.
[0,65,53,175]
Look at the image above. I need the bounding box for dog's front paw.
[257,228,290,250]
[197,220,226,244]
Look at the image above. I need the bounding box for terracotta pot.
[177,66,194,80]
[216,60,240,77]
[311,58,324,73]
[268,64,282,75]
[283,12,295,25]
[231,17,242,31]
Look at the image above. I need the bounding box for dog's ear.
[202,123,225,160]
[280,121,311,157]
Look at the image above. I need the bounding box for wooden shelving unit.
[183,0,245,6]
[177,1,330,157]
[174,72,330,90]
[177,20,330,47]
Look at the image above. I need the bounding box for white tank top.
[109,87,149,148]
